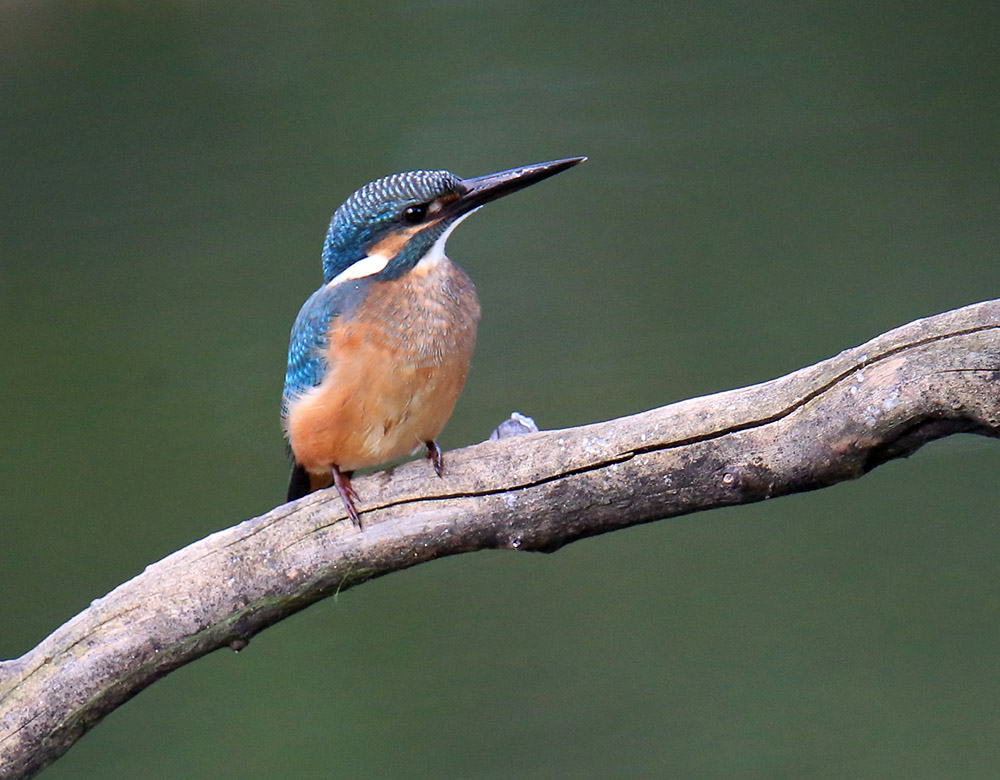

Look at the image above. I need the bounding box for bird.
[282,156,586,526]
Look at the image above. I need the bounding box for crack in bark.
[344,323,1000,527]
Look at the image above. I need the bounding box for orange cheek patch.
[368,224,424,258]
[368,218,447,260]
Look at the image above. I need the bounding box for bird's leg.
[425,440,444,477]
[331,465,362,528]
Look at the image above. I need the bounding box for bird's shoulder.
[283,279,369,409]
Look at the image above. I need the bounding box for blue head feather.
[321,169,463,283]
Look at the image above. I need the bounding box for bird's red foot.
[425,440,444,477]
[331,465,362,528]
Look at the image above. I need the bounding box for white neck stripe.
[327,253,390,287]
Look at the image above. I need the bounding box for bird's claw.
[425,441,444,478]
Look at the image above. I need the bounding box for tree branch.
[3,299,1000,779]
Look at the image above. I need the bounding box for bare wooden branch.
[2,299,1000,779]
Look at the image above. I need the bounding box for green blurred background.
[3,2,1000,777]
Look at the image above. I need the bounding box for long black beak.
[453,156,586,216]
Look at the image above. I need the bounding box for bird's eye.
[402,203,429,224]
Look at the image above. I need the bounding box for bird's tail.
[287,460,334,502]
[287,461,312,502]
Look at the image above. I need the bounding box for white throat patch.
[415,208,479,272]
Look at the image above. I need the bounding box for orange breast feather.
[286,259,480,476]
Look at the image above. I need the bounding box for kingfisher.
[282,156,586,525]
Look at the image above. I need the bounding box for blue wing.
[281,279,368,416]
